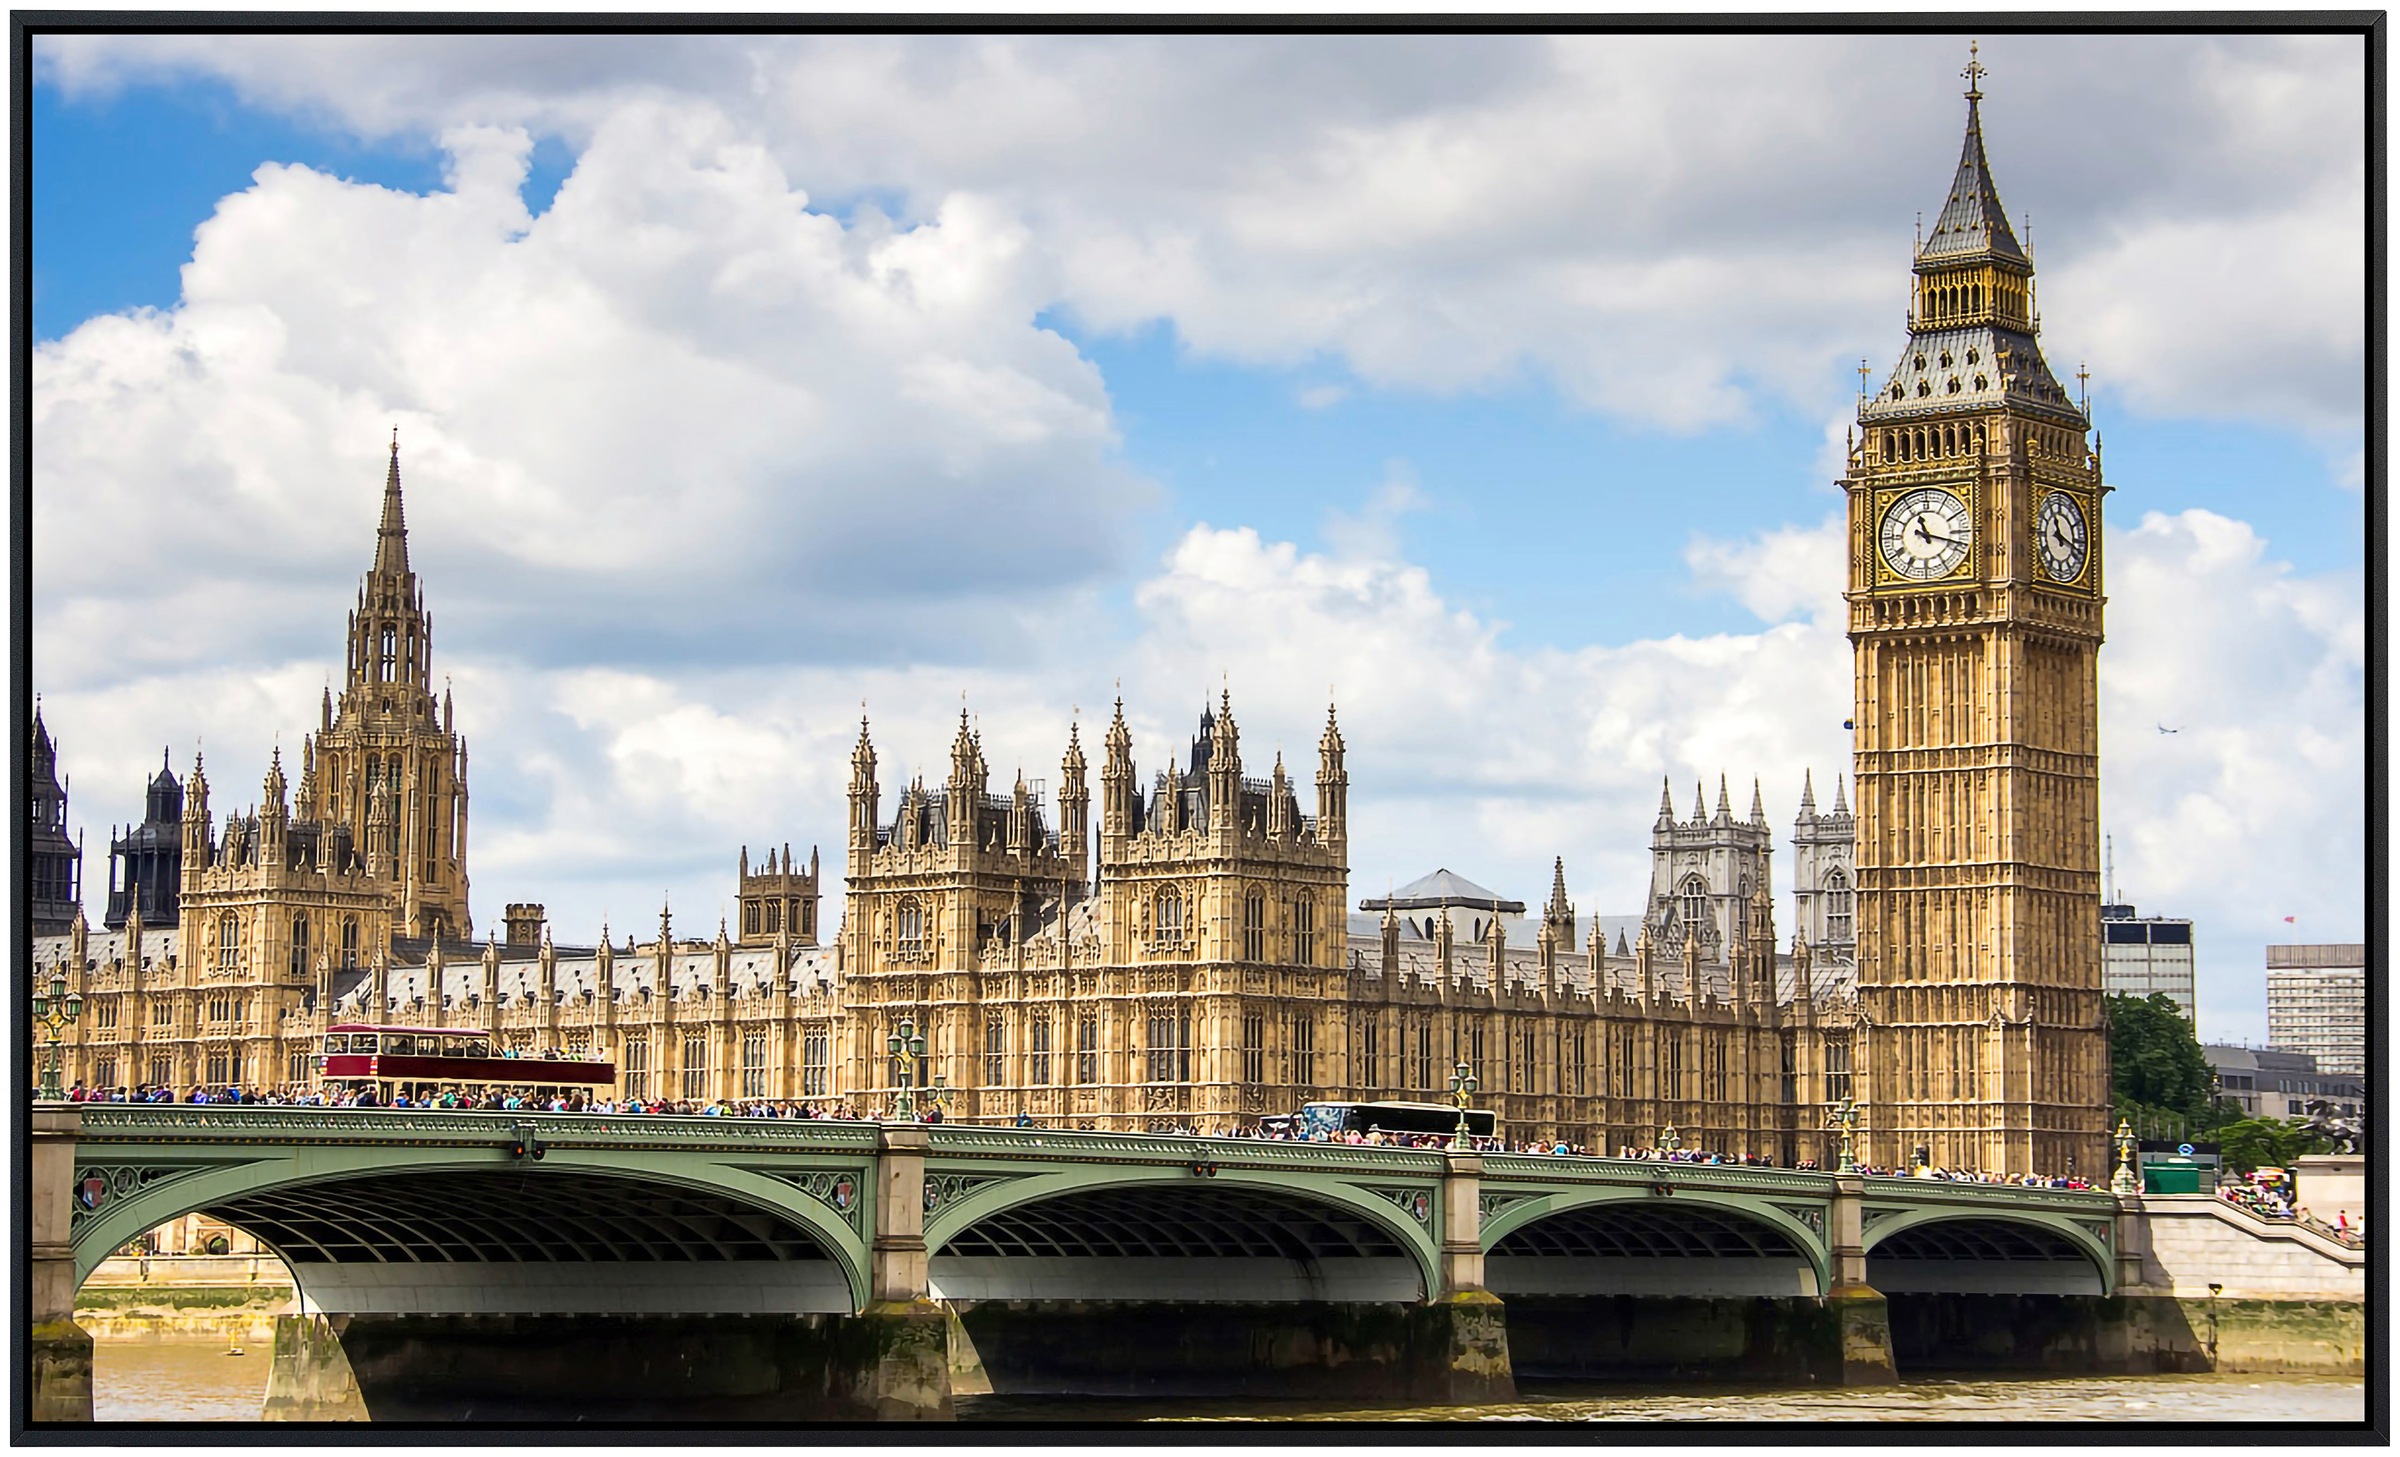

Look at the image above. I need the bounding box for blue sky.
[26,34,2368,1047]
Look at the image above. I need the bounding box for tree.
[2214,1116,2332,1175]
[2106,993,2238,1139]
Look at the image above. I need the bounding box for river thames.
[93,1342,2366,1424]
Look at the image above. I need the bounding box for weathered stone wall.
[76,1285,292,1344]
[266,1312,952,1421]
[946,1299,1511,1402]
[2294,1156,2365,1226]
[1885,1295,2364,1376]
[2134,1195,2363,1299]
[1504,1296,1843,1382]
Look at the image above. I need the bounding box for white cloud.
[1318,460,1429,562]
[33,33,2367,440]
[34,102,1149,689]
[2095,510,2367,1040]
[1682,513,1846,627]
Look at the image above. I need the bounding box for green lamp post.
[886,1019,927,1121]
[1447,1060,1479,1149]
[32,968,85,1101]
[1830,1098,1861,1174]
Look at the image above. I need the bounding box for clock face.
[2037,491,2089,583]
[1878,488,1973,581]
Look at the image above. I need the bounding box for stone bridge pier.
[1825,1173,1898,1384]
[29,1107,94,1421]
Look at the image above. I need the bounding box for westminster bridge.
[32,1104,2322,1421]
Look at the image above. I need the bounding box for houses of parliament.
[29,64,2111,1177]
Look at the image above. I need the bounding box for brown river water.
[93,1341,2366,1424]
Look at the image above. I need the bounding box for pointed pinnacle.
[373,432,411,578]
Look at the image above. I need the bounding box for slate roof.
[1917,94,2028,266]
[1860,325,2084,428]
[1359,869,1525,914]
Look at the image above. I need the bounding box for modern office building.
[2265,944,2366,1078]
[2203,1043,2363,1119]
[2101,901,2196,1021]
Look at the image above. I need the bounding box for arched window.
[217,912,241,971]
[1826,869,1854,946]
[1678,877,1708,942]
[1733,878,1748,940]
[1155,886,1185,941]
[895,900,925,957]
[341,917,360,970]
[379,625,397,682]
[1242,888,1265,961]
[289,916,311,978]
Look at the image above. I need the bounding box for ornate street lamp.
[2111,1117,2141,1195]
[1447,1060,1479,1149]
[31,968,85,1101]
[1658,1122,1682,1156]
[927,1075,952,1122]
[886,1019,928,1121]
[1829,1098,1861,1174]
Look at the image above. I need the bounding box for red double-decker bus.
[317,1023,616,1102]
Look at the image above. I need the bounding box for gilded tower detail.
[1844,55,2110,1178]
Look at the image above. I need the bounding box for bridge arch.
[1862,1209,2111,1296]
[923,1168,1438,1303]
[1480,1190,1829,1299]
[69,1147,872,1314]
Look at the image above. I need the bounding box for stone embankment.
[77,1255,295,1345]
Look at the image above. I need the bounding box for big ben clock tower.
[1843,49,2109,1179]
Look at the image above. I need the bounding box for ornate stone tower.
[311,436,473,939]
[1644,775,1773,970]
[1096,693,1350,974]
[28,703,83,935]
[1844,52,2109,1177]
[105,750,186,929]
[736,843,820,947]
[840,708,1091,1097]
[1789,769,1856,966]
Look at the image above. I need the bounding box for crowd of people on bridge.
[2219,1171,2364,1247]
[43,1081,2333,1230]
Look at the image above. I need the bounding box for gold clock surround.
[1871,483,1978,588]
